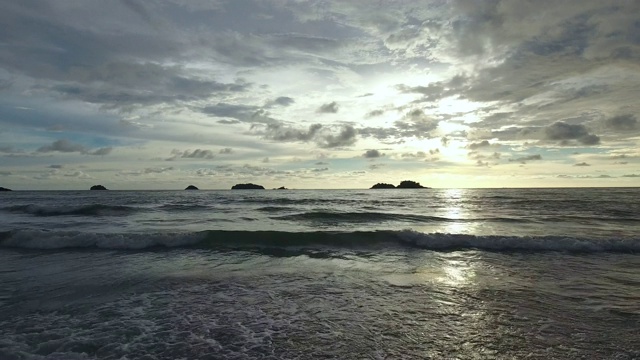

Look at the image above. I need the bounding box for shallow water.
[1,188,639,359]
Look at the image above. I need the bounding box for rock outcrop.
[185,185,199,190]
[397,180,426,189]
[90,185,108,190]
[370,183,395,189]
[0,186,11,191]
[231,183,265,190]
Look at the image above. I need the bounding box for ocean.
[0,188,639,359]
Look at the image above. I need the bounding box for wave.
[2,204,139,217]
[1,229,638,253]
[273,211,531,223]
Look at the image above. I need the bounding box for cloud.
[363,149,383,158]
[622,174,640,178]
[144,166,173,174]
[393,109,439,138]
[35,140,113,156]
[89,147,113,156]
[509,154,542,163]
[605,115,637,131]
[219,147,233,154]
[48,165,64,169]
[202,104,281,126]
[467,140,492,150]
[172,149,216,159]
[317,101,339,113]
[272,97,295,107]
[263,123,324,142]
[544,122,600,145]
[318,125,357,148]
[37,140,87,153]
[574,162,590,166]
[365,109,384,118]
[261,123,357,148]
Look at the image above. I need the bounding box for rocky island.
[231,183,265,190]
[370,183,395,189]
[0,186,12,191]
[397,180,427,188]
[185,185,199,190]
[370,180,428,189]
[90,185,108,190]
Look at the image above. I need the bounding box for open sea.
[0,188,639,359]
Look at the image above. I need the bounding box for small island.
[370,180,429,189]
[275,186,288,190]
[231,183,265,190]
[185,185,199,190]
[90,185,108,190]
[397,180,427,188]
[0,186,12,191]
[370,183,395,189]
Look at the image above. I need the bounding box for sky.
[1,0,640,190]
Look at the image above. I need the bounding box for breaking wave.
[1,230,638,253]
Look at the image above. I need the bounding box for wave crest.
[1,230,638,253]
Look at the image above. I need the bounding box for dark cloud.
[263,123,324,142]
[467,140,492,150]
[317,101,339,113]
[393,109,439,138]
[574,162,590,166]
[365,109,384,118]
[179,149,216,159]
[396,75,468,102]
[605,115,637,131]
[219,147,233,154]
[48,164,64,169]
[509,154,542,163]
[622,174,640,178]
[544,122,600,145]
[37,139,86,153]
[273,96,295,106]
[318,125,357,148]
[363,149,383,158]
[260,122,356,148]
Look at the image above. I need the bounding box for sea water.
[0,188,638,359]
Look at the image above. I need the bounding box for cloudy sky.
[1,0,640,189]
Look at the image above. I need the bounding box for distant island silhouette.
[185,185,199,190]
[90,185,108,190]
[0,186,11,191]
[370,180,428,189]
[275,186,288,190]
[232,183,265,190]
[370,183,395,189]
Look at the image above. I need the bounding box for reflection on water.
[440,188,479,235]
[439,257,476,287]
